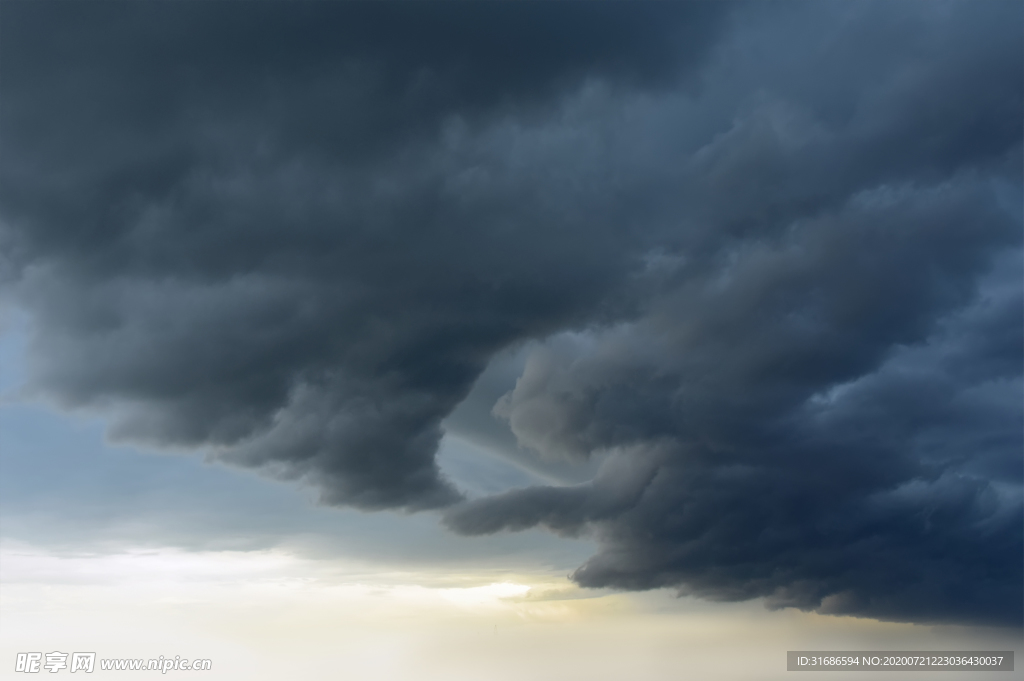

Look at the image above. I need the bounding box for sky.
[1,1,1022,679]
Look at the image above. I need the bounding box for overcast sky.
[1,1,1021,677]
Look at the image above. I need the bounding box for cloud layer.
[2,1,1020,625]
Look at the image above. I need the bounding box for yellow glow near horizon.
[2,542,1020,681]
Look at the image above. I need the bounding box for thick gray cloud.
[448,237,1023,625]
[2,0,728,510]
[1,1,1021,625]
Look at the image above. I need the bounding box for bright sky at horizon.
[3,322,1021,679]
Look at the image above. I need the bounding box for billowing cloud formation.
[1,1,1020,625]
[2,0,727,510]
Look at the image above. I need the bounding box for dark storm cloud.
[447,226,1024,625]
[1,0,729,510]
[1,1,1021,625]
